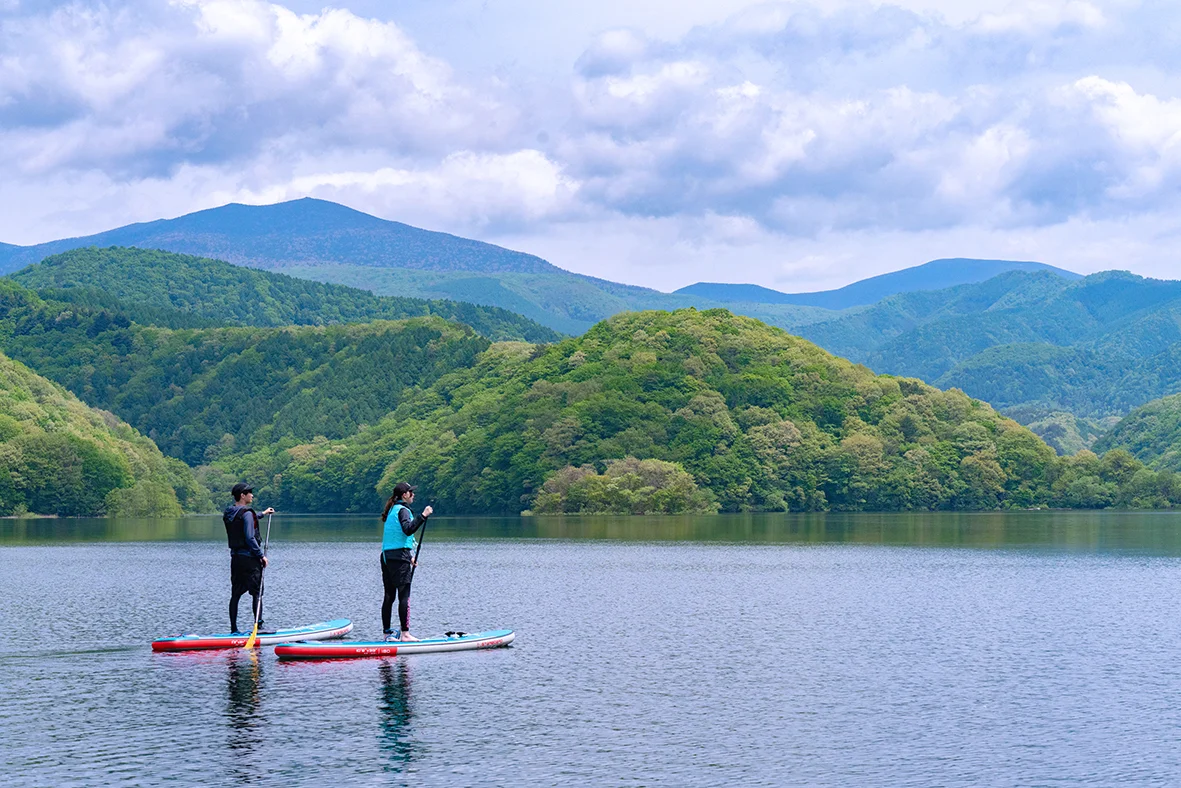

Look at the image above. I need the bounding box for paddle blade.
[243,622,259,649]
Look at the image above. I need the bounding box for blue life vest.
[382,503,416,551]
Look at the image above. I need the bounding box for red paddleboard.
[275,629,514,659]
[151,618,353,652]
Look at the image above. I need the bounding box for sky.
[2,0,1181,292]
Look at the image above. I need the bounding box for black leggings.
[229,591,262,634]
[381,556,412,633]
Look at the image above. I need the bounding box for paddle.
[408,513,428,584]
[243,513,273,649]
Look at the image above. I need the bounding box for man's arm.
[242,511,264,558]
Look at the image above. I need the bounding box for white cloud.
[233,149,580,229]
[488,208,1181,292]
[934,125,1033,210]
[0,0,516,175]
[3,0,1181,291]
[1070,76,1181,154]
[973,0,1105,34]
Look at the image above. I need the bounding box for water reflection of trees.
[225,652,264,784]
[7,511,1181,554]
[378,661,414,772]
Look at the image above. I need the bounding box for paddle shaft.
[408,516,428,584]
[255,513,272,623]
[244,513,272,647]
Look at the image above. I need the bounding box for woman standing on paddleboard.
[381,482,432,642]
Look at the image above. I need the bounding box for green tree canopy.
[0,350,204,516]
[12,246,562,342]
[209,309,1172,514]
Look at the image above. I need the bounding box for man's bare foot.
[399,632,419,641]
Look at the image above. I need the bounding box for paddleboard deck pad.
[275,629,514,659]
[151,618,353,652]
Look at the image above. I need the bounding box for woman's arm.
[399,507,427,535]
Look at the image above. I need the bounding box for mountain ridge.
[0,199,1084,337]
[785,269,1181,451]
[677,258,1081,309]
[0,199,837,334]
[0,198,560,275]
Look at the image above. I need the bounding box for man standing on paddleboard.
[224,483,274,634]
[380,482,432,642]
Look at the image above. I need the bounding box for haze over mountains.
[677,259,1081,310]
[0,198,1078,336]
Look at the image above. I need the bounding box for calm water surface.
[5,511,1181,786]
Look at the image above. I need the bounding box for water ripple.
[4,531,1181,784]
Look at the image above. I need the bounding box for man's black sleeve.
[242,511,264,558]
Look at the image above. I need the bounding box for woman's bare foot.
[399,631,419,641]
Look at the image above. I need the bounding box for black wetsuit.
[381,504,428,634]
[224,504,264,633]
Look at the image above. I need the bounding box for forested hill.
[1095,395,1181,471]
[0,279,492,466]
[213,309,1180,514]
[0,350,207,517]
[792,269,1181,451]
[2,281,1171,514]
[0,198,559,275]
[11,247,561,342]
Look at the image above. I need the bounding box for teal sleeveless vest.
[382,503,416,551]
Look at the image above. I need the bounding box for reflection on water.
[5,510,1181,554]
[226,653,264,785]
[379,661,414,771]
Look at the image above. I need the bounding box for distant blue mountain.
[0,202,1082,336]
[676,258,1082,309]
[0,198,558,276]
[0,199,838,334]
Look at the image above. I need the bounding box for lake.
[5,511,1181,785]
